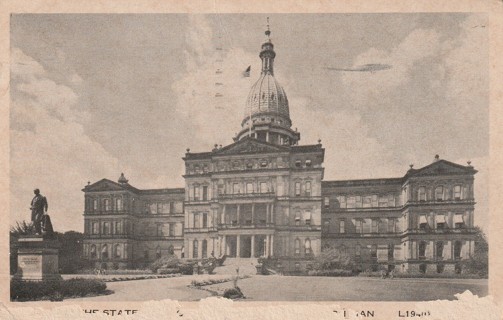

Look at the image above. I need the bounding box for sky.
[10,13,489,232]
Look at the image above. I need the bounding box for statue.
[30,188,48,235]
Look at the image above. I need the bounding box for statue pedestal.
[14,236,62,281]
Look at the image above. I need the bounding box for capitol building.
[81,26,478,275]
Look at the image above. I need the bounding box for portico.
[219,233,274,258]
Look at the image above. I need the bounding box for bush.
[307,269,353,277]
[149,255,180,273]
[11,278,108,301]
[223,287,245,299]
[157,268,180,274]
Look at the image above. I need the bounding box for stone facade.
[82,27,478,275]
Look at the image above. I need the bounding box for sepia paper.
[1,0,503,319]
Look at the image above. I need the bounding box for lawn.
[205,275,488,301]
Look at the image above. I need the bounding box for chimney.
[434,154,440,162]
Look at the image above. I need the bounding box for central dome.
[236,25,300,146]
[244,72,290,120]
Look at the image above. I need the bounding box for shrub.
[11,278,108,301]
[223,287,244,299]
[157,268,180,274]
[307,269,353,277]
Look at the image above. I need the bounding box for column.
[236,235,241,258]
[251,235,256,258]
[237,205,241,226]
[266,131,270,142]
[265,235,270,257]
[270,204,274,224]
[222,205,226,224]
[251,204,255,225]
[188,240,192,259]
[222,235,227,255]
[270,235,274,256]
[266,204,270,224]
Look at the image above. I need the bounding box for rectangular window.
[339,219,345,233]
[202,212,208,228]
[159,203,170,214]
[295,182,301,196]
[346,196,356,208]
[202,186,208,201]
[337,196,346,208]
[149,203,158,214]
[371,195,378,207]
[233,183,240,194]
[246,182,253,194]
[362,219,371,233]
[169,223,175,236]
[355,196,362,208]
[193,213,200,229]
[92,222,99,235]
[104,199,111,211]
[304,211,312,225]
[93,199,98,211]
[454,214,465,228]
[103,222,110,235]
[363,196,372,208]
[115,221,121,234]
[435,186,444,201]
[194,186,200,200]
[174,202,183,213]
[371,219,378,233]
[355,220,363,233]
[388,194,395,207]
[418,187,426,201]
[305,182,311,197]
[116,198,122,211]
[388,218,395,233]
[157,224,163,236]
[260,182,268,193]
[378,196,388,207]
[324,197,330,207]
[169,202,174,214]
[454,185,462,200]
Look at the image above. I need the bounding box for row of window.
[323,218,398,234]
[416,185,468,201]
[192,239,209,258]
[326,194,398,209]
[293,238,312,255]
[90,221,123,235]
[418,213,466,229]
[192,212,209,229]
[418,241,463,259]
[145,201,183,214]
[89,243,122,259]
[88,198,124,212]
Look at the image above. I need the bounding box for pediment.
[84,179,127,192]
[216,137,288,155]
[412,160,475,177]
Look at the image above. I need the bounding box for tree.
[461,226,488,276]
[10,221,85,274]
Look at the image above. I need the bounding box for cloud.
[10,47,126,232]
[172,16,257,150]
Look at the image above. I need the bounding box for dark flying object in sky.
[325,63,393,73]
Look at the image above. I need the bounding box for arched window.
[103,222,110,235]
[101,244,108,260]
[355,244,361,257]
[103,199,111,211]
[419,241,427,259]
[90,245,97,258]
[305,181,312,197]
[305,239,312,255]
[114,244,121,258]
[435,186,444,201]
[193,240,199,258]
[294,238,300,255]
